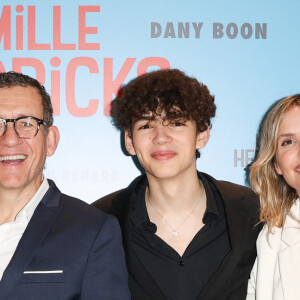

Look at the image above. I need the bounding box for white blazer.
[247,199,300,300]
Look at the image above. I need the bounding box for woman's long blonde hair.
[250,94,300,232]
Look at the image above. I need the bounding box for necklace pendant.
[172,230,178,237]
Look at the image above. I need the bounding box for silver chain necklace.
[147,196,201,237]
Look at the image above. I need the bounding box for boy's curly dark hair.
[113,69,216,134]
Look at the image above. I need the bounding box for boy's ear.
[196,127,210,150]
[125,130,136,155]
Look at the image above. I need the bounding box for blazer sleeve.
[80,215,131,299]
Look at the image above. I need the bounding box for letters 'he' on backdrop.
[1,0,299,203]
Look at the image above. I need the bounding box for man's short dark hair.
[113,69,216,134]
[0,71,53,127]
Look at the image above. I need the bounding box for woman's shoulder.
[256,222,282,251]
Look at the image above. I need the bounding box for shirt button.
[179,260,184,266]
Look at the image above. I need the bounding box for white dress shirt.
[0,177,49,281]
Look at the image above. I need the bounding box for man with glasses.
[0,72,130,299]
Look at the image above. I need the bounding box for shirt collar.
[130,180,149,229]
[197,172,221,225]
[15,176,49,221]
[283,198,300,228]
[131,172,222,230]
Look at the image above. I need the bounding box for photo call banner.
[1,0,299,203]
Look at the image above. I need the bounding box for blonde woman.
[247,95,300,300]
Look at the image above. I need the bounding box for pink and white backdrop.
[1,0,299,203]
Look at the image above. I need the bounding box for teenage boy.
[94,69,261,300]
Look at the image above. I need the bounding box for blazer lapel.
[197,175,261,299]
[0,181,63,300]
[197,200,241,299]
[278,200,300,300]
[255,225,281,300]
[115,176,166,300]
[126,246,166,300]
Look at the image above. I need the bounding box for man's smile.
[0,155,27,164]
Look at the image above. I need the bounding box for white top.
[0,177,49,281]
[247,198,300,300]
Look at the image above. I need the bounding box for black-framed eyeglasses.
[0,116,48,139]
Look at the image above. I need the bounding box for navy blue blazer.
[0,180,130,300]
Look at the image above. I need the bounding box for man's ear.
[46,126,60,157]
[125,130,136,155]
[196,127,210,150]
